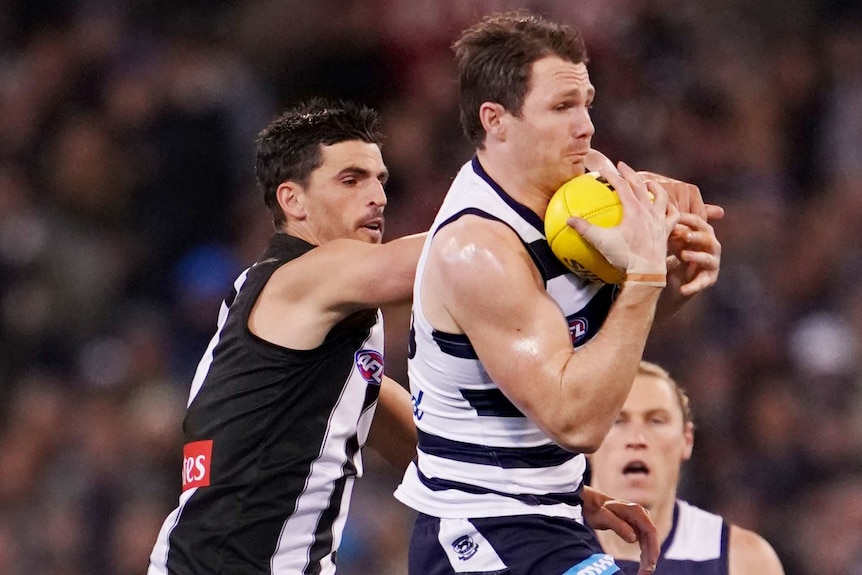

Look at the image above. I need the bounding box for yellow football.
[544,172,625,284]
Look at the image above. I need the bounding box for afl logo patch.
[355,349,383,386]
[568,317,588,345]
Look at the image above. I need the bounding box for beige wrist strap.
[624,273,667,287]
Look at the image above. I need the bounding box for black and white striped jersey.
[394,157,617,521]
[612,500,730,575]
[149,233,385,575]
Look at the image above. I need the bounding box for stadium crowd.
[0,1,860,574]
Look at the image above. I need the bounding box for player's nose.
[573,107,595,140]
[369,180,387,207]
[624,423,648,448]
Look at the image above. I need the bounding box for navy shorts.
[408,513,620,575]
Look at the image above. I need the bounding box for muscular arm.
[422,164,672,452]
[367,375,417,471]
[729,525,785,575]
[250,233,426,349]
[424,218,661,452]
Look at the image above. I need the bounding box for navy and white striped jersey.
[394,157,617,521]
[149,233,385,575]
[612,500,730,575]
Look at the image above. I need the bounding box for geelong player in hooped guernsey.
[395,157,617,520]
[396,11,723,575]
[590,362,785,575]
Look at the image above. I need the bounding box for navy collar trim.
[470,156,545,234]
[662,500,682,555]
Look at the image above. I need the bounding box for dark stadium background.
[0,1,860,573]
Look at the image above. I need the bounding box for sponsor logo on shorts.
[451,535,478,561]
[355,349,384,385]
[564,553,619,575]
[182,440,213,491]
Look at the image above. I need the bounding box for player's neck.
[475,149,551,219]
[283,221,322,247]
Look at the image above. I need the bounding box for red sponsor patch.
[182,440,213,491]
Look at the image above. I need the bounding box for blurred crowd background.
[0,0,860,574]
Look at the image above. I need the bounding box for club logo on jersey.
[182,440,213,491]
[568,317,588,345]
[451,535,478,561]
[355,349,384,386]
[564,553,619,575]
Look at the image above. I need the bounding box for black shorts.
[408,512,620,575]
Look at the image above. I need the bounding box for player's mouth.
[622,460,650,476]
[360,217,384,238]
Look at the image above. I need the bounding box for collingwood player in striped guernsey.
[148,100,423,575]
[590,362,785,575]
[394,12,723,575]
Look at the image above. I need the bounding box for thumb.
[566,216,592,236]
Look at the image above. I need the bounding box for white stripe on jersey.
[664,500,724,562]
[187,269,249,407]
[398,464,584,520]
[148,489,196,575]
[270,313,383,573]
[395,159,605,520]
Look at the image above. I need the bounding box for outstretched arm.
[250,233,426,349]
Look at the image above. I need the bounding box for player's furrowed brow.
[336,166,389,184]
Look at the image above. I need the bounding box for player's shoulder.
[728,524,785,575]
[432,212,524,257]
[430,215,532,278]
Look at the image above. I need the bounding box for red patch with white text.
[182,440,213,491]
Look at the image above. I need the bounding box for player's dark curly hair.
[255,98,383,227]
[453,11,588,149]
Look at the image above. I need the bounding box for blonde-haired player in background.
[589,361,785,575]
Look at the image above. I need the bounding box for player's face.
[506,56,595,194]
[589,373,694,511]
[301,140,388,244]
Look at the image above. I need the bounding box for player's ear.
[478,102,507,142]
[681,421,694,461]
[277,181,307,220]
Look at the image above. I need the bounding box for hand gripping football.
[544,172,626,284]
